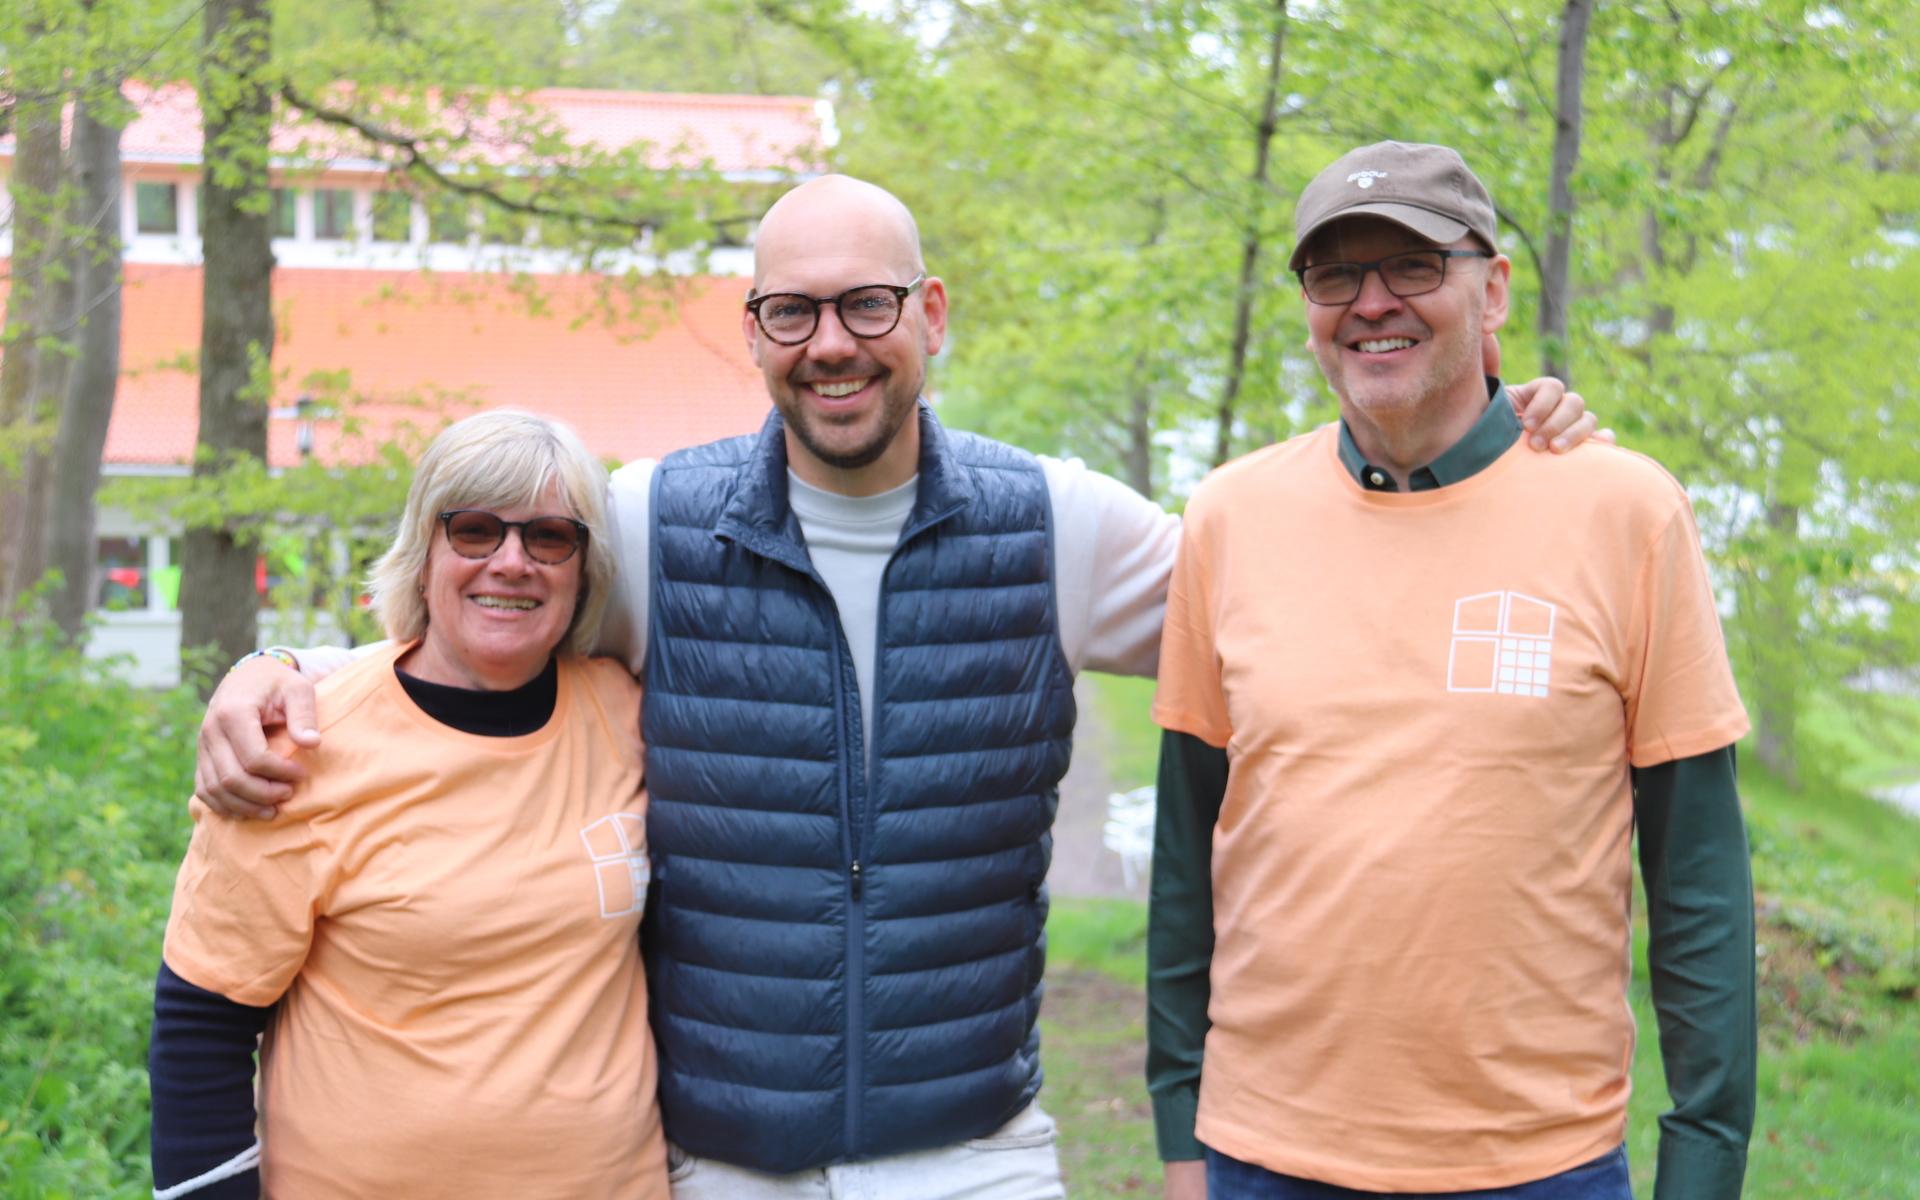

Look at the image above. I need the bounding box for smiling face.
[745,176,948,495]
[406,486,584,691]
[1303,216,1509,427]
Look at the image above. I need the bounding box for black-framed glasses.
[745,274,926,345]
[1297,250,1493,306]
[438,509,588,565]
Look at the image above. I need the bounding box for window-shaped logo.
[579,813,650,919]
[1447,591,1555,698]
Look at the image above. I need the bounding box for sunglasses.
[438,509,588,565]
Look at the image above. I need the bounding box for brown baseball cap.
[1289,141,1498,271]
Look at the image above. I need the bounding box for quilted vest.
[642,405,1076,1173]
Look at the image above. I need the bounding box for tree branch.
[1213,0,1288,468]
[1670,57,1737,148]
[277,84,653,239]
[1480,0,1554,115]
[1494,202,1545,286]
[1689,88,1749,190]
[0,2,209,110]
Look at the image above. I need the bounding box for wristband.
[230,647,299,673]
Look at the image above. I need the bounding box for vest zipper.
[828,619,866,1159]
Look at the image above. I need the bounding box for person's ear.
[1481,255,1511,334]
[742,293,765,364]
[919,276,948,357]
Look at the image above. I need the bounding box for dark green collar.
[1337,376,1521,492]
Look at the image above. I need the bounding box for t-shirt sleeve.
[163,795,325,1008]
[1043,457,1180,678]
[300,645,364,676]
[1151,506,1232,749]
[1624,499,1750,767]
[595,459,655,676]
[579,655,646,771]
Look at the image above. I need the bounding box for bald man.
[190,175,1601,1198]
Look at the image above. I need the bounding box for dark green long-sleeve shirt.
[1146,394,1756,1198]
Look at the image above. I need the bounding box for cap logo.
[1348,170,1388,189]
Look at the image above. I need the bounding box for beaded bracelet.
[229,647,299,673]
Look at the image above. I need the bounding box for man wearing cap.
[1146,142,1756,1199]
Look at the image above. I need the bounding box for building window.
[96,537,150,611]
[371,191,413,243]
[135,182,179,234]
[163,537,184,609]
[270,188,298,238]
[314,188,356,239]
[259,535,330,611]
[481,205,531,247]
[427,192,470,243]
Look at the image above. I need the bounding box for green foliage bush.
[1,621,202,1198]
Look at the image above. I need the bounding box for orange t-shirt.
[164,645,667,1199]
[1153,426,1749,1192]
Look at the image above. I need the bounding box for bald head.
[741,173,947,496]
[753,175,925,291]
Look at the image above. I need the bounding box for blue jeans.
[1204,1145,1631,1199]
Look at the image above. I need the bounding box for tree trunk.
[1747,499,1803,786]
[1539,0,1593,383]
[180,0,275,690]
[0,94,66,614]
[1122,357,1153,497]
[1120,198,1169,498]
[48,90,126,641]
[1212,0,1287,468]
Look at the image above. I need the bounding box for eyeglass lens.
[756,286,906,343]
[444,511,584,564]
[1302,250,1448,304]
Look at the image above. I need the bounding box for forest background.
[1,0,1916,1196]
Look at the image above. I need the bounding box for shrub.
[0,621,203,1198]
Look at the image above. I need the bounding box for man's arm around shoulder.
[195,648,346,820]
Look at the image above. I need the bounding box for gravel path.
[1049,677,1150,901]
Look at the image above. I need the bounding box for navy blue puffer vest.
[642,405,1076,1173]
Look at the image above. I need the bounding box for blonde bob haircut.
[367,409,615,656]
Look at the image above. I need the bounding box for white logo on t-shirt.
[579,813,650,919]
[1446,591,1555,697]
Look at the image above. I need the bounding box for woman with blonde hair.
[149,410,667,1200]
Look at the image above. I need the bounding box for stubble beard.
[777,372,921,472]
[1323,306,1483,426]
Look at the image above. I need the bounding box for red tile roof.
[5,81,826,175]
[88,262,771,469]
[521,88,827,174]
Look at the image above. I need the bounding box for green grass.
[1084,672,1160,794]
[1624,934,1920,1199]
[1800,689,1920,790]
[1039,968,1161,1196]
[1745,768,1920,982]
[1047,896,1150,988]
